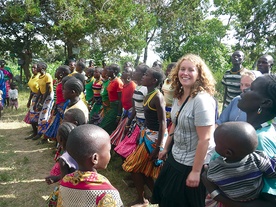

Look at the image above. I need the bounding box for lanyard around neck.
[175,96,190,126]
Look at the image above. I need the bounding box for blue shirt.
[216,96,246,125]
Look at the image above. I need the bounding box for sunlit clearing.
[0,178,45,185]
[0,194,16,198]
[0,167,15,171]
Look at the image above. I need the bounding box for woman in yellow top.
[32,62,54,142]
[24,64,40,139]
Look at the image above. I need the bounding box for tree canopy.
[0,0,274,78]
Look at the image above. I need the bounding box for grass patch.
[0,172,15,182]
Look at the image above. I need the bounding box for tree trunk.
[66,41,75,60]
[143,43,148,63]
[22,51,32,82]
[135,53,141,67]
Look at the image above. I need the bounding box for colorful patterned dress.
[57,171,123,207]
[37,73,54,135]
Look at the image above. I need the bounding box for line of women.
[24,62,55,141]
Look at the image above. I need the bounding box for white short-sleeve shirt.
[171,92,216,166]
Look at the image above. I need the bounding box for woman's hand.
[186,170,201,187]
[158,149,168,160]
[149,147,160,161]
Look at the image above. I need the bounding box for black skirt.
[152,153,206,207]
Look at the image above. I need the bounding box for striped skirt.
[122,128,165,179]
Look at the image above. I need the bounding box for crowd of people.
[2,51,275,207]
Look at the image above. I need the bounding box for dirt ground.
[0,119,57,206]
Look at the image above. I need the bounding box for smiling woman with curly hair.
[152,54,217,207]
[170,54,216,99]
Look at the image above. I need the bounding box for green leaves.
[0,0,274,72]
[213,0,275,62]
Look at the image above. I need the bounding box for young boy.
[57,124,123,207]
[8,82,18,110]
[207,122,276,202]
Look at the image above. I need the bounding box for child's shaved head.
[214,122,258,161]
[66,125,110,170]
[63,108,87,125]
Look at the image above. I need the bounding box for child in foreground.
[206,122,276,205]
[57,124,123,207]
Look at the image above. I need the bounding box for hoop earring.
[257,107,262,114]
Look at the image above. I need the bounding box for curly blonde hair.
[170,54,216,99]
